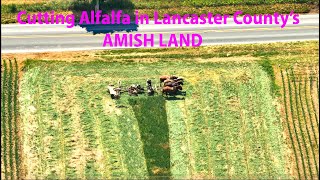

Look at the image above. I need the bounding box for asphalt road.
[1,14,319,53]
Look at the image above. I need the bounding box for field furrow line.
[286,69,307,179]
[298,77,319,178]
[280,70,301,179]
[13,59,21,179]
[290,69,313,179]
[8,60,14,180]
[2,60,8,180]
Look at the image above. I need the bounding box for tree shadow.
[129,96,171,178]
[70,0,138,35]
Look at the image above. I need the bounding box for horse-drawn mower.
[107,76,185,99]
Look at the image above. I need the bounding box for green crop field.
[1,59,21,180]
[18,60,289,179]
[1,41,319,179]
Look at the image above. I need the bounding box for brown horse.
[162,85,182,96]
[160,75,170,82]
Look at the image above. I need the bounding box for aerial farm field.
[1,41,319,179]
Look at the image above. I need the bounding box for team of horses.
[160,75,184,96]
[107,75,184,99]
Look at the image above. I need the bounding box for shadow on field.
[70,0,138,34]
[129,96,171,178]
[164,96,185,101]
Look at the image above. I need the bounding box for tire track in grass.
[2,60,8,180]
[281,70,301,180]
[291,69,313,179]
[166,100,190,179]
[298,77,319,178]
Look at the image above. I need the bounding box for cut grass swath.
[281,70,301,180]
[286,69,307,179]
[290,69,313,179]
[298,77,318,178]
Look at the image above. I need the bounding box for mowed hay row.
[1,59,22,180]
[183,65,288,179]
[19,65,149,179]
[280,67,319,180]
[18,60,291,179]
